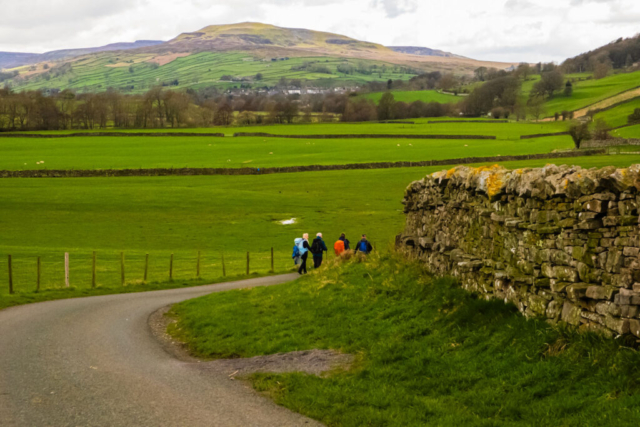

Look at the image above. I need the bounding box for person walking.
[354,234,373,255]
[311,233,328,268]
[293,237,303,266]
[297,233,310,274]
[334,233,350,256]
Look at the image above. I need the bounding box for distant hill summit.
[388,46,464,59]
[0,40,164,69]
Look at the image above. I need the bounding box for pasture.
[594,97,640,128]
[0,134,574,171]
[360,90,460,104]
[2,152,640,298]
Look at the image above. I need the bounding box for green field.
[168,254,640,426]
[4,119,571,138]
[6,51,421,94]
[541,72,640,115]
[3,153,640,298]
[360,90,461,104]
[594,97,640,128]
[0,134,574,171]
[613,124,640,138]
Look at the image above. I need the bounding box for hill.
[0,40,163,70]
[0,22,514,93]
[388,46,463,58]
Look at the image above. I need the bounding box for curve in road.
[0,273,322,427]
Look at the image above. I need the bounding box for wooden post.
[221,253,226,277]
[196,251,201,278]
[271,247,274,273]
[120,252,125,286]
[64,252,70,288]
[36,256,41,292]
[8,255,13,295]
[144,254,149,282]
[246,252,250,275]
[169,253,174,280]
[92,251,96,288]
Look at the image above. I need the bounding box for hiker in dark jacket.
[311,233,328,268]
[354,234,373,255]
[340,233,350,250]
[298,233,310,275]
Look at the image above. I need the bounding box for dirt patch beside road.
[149,305,354,376]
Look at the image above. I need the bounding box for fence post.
[8,255,13,294]
[144,254,149,282]
[169,253,174,280]
[92,251,96,288]
[36,256,41,292]
[120,252,125,286]
[197,250,201,278]
[222,253,226,277]
[64,252,70,288]
[246,252,250,275]
[271,247,274,273]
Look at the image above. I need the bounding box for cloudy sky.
[1,0,638,63]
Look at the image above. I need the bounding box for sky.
[1,0,639,63]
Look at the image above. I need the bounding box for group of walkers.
[292,232,373,274]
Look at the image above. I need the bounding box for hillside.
[0,40,163,70]
[1,22,514,93]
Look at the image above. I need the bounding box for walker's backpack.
[292,244,300,258]
[334,240,345,255]
[311,238,323,255]
[295,238,308,255]
[359,240,369,253]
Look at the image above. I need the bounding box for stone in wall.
[398,163,640,338]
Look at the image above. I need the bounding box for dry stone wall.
[398,163,640,338]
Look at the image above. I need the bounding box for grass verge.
[168,253,640,426]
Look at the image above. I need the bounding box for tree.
[437,73,457,91]
[568,123,590,149]
[530,70,564,98]
[474,67,487,82]
[387,79,393,90]
[214,102,234,125]
[527,96,546,121]
[594,62,611,79]
[592,119,611,140]
[626,54,634,68]
[628,108,640,125]
[377,92,396,121]
[515,63,531,80]
[564,80,573,97]
[255,73,263,81]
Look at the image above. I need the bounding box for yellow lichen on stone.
[486,172,503,197]
[446,167,457,179]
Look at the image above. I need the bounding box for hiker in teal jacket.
[311,233,328,268]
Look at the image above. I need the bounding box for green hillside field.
[594,97,640,128]
[6,51,422,94]
[360,90,461,104]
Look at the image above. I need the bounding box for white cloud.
[0,0,639,63]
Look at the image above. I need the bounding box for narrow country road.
[0,274,322,427]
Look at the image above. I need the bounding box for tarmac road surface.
[0,273,322,426]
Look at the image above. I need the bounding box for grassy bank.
[168,254,640,426]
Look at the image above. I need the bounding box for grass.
[5,119,572,138]
[168,253,640,426]
[360,90,460,104]
[2,153,640,298]
[542,71,640,116]
[593,97,640,128]
[0,134,575,171]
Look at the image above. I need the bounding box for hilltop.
[0,22,513,93]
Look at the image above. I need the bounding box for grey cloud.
[371,0,417,18]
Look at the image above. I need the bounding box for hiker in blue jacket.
[297,233,310,274]
[311,233,328,268]
[354,234,373,255]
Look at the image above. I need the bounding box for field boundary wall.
[398,163,640,338]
